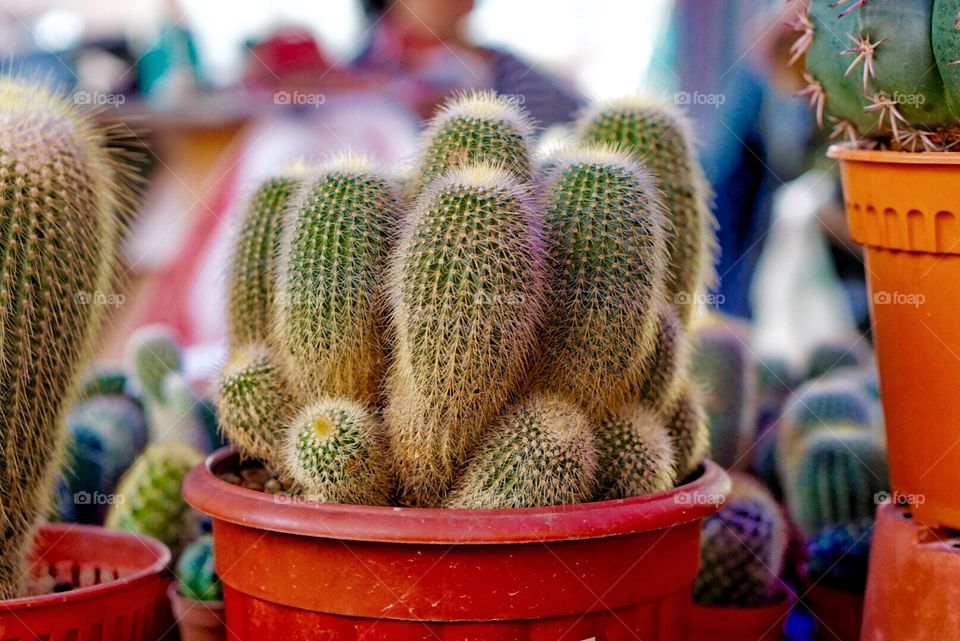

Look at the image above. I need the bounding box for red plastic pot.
[688,596,794,641]
[800,579,863,641]
[830,145,960,528]
[184,447,730,640]
[861,501,960,640]
[0,523,171,641]
[168,582,228,641]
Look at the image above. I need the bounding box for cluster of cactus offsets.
[578,97,716,323]
[690,316,757,470]
[106,442,203,554]
[805,519,874,591]
[794,0,960,150]
[0,77,129,598]
[693,475,787,606]
[217,91,717,508]
[177,535,222,602]
[784,428,888,536]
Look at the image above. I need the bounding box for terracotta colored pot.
[168,582,227,641]
[800,579,863,641]
[183,447,731,640]
[829,145,960,529]
[0,524,170,641]
[688,596,794,641]
[860,501,960,640]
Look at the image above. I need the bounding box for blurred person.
[353,0,581,124]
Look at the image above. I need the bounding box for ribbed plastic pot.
[0,524,171,641]
[860,501,960,640]
[183,447,731,640]
[829,145,960,529]
[168,582,227,641]
[688,596,794,641]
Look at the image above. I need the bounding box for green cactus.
[385,163,548,506]
[0,77,127,598]
[805,519,873,591]
[126,324,182,404]
[694,475,787,606]
[412,91,533,195]
[228,164,309,347]
[690,317,756,470]
[624,304,692,417]
[665,382,712,481]
[76,366,130,401]
[595,404,677,501]
[283,397,391,505]
[106,442,203,554]
[531,145,668,420]
[445,395,598,509]
[578,97,716,322]
[785,427,888,536]
[796,0,960,149]
[274,154,398,404]
[177,535,222,602]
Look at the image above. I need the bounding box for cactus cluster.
[0,76,130,598]
[794,0,960,150]
[217,91,718,508]
[177,535,222,602]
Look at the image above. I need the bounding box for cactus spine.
[595,404,677,500]
[665,383,712,481]
[0,77,127,598]
[626,304,691,417]
[386,164,548,506]
[445,395,598,509]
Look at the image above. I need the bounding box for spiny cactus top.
[795,0,960,150]
[0,76,128,598]
[412,91,534,195]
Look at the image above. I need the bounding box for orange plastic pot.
[168,582,228,641]
[688,596,794,641]
[0,524,171,641]
[860,501,960,640]
[183,447,731,640]
[830,145,960,529]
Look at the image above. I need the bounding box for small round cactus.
[283,397,392,506]
[126,324,183,403]
[665,382,712,481]
[177,535,222,601]
[595,404,677,500]
[445,395,598,509]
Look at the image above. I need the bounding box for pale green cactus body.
[596,404,677,500]
[666,382,712,481]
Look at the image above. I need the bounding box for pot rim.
[827,144,960,165]
[0,524,170,611]
[184,446,731,545]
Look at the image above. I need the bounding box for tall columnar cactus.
[227,164,309,346]
[795,0,960,149]
[412,91,534,195]
[0,77,127,598]
[283,397,392,505]
[785,428,888,536]
[386,163,548,506]
[595,404,677,500]
[274,155,398,403]
[578,97,716,322]
[106,442,203,554]
[666,382,712,481]
[177,535,222,602]
[445,395,598,509]
[531,145,668,419]
[217,343,296,463]
[690,317,757,470]
[694,475,787,606]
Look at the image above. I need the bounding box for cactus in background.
[805,519,874,592]
[0,77,128,598]
[531,145,668,419]
[217,344,296,462]
[106,442,203,554]
[595,404,677,500]
[578,97,716,323]
[283,398,391,505]
[228,165,309,347]
[446,395,598,509]
[177,535,222,601]
[785,428,888,535]
[666,382,712,481]
[274,155,398,403]
[690,317,756,470]
[386,164,548,506]
[694,475,787,606]
[412,91,534,194]
[805,340,870,381]
[76,366,130,401]
[126,324,182,404]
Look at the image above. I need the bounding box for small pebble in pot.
[264,479,282,494]
[218,472,242,485]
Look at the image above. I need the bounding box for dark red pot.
[688,596,794,641]
[183,447,730,640]
[800,579,863,641]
